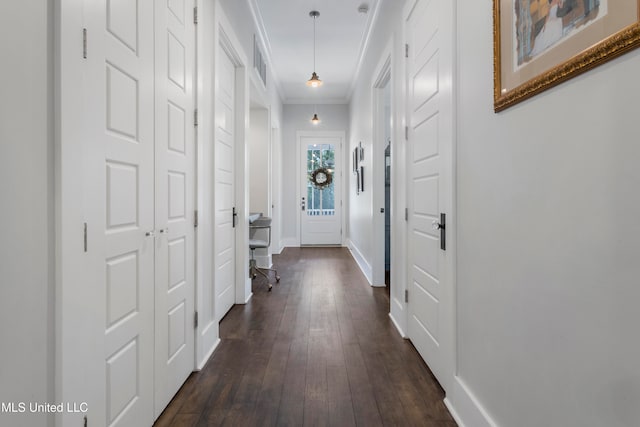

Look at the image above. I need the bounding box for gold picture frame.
[494,0,640,112]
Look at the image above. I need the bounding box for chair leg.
[250,250,275,290]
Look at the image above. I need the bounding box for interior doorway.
[385,141,391,286]
[249,102,272,268]
[372,53,392,288]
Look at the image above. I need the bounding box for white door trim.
[295,130,346,247]
[371,41,393,288]
[195,0,221,369]
[55,3,94,426]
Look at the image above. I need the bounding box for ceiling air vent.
[253,35,267,86]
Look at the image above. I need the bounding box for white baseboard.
[244,291,253,304]
[446,376,497,427]
[281,237,298,248]
[388,312,406,338]
[196,337,220,371]
[390,296,407,337]
[347,239,372,284]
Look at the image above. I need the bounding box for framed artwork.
[353,147,359,174]
[494,0,640,111]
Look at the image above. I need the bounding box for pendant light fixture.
[306,10,323,87]
[311,113,320,125]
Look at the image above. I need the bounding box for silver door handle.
[145,231,155,237]
[159,228,169,234]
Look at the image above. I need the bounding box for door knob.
[145,231,155,237]
[159,228,169,234]
[431,220,443,230]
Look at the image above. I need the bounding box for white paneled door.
[154,0,196,418]
[84,0,156,424]
[214,46,237,320]
[299,133,343,246]
[82,0,195,424]
[405,0,455,391]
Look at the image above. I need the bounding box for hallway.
[154,248,456,426]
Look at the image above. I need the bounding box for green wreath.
[309,167,333,189]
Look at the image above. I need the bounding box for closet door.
[83,0,156,425]
[214,45,237,320]
[153,0,197,416]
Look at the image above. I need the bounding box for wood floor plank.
[154,247,456,427]
[276,338,308,426]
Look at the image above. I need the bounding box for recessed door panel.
[107,0,138,52]
[106,162,139,229]
[106,339,139,425]
[106,251,139,326]
[168,102,186,154]
[106,64,139,140]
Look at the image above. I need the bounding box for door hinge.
[405,43,409,58]
[405,289,409,303]
[83,222,88,252]
[194,109,198,127]
[194,210,198,228]
[405,125,409,141]
[194,311,198,328]
[193,6,198,24]
[82,28,87,59]
[405,208,409,221]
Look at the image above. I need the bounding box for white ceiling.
[251,0,380,104]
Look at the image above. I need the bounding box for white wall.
[281,104,349,244]
[454,2,640,426]
[347,0,407,307]
[218,0,283,128]
[219,0,284,248]
[249,108,270,215]
[0,1,54,426]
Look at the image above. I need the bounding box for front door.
[299,132,343,245]
[405,0,455,392]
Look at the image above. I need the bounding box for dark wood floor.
[155,247,456,426]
